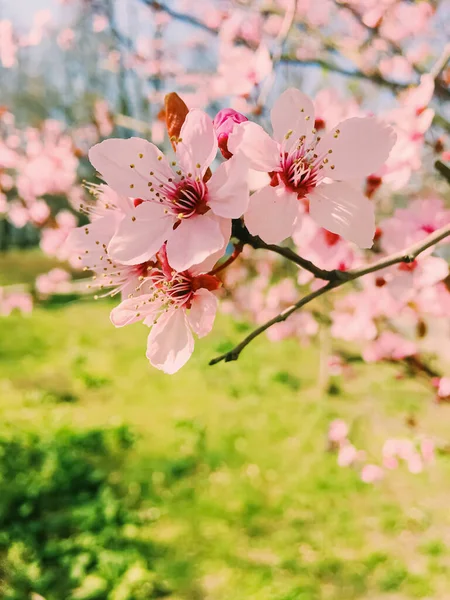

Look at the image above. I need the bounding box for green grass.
[1,282,450,598]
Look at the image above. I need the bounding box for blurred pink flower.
[362,331,417,363]
[420,438,435,464]
[36,268,71,297]
[361,464,384,484]
[92,15,108,33]
[214,43,272,97]
[328,419,349,443]
[338,443,358,467]
[437,377,450,400]
[0,20,17,68]
[0,289,33,316]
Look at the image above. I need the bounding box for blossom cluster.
[328,419,436,484]
[66,89,397,373]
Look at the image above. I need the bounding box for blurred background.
[1,0,450,598]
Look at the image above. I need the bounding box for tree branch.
[209,281,338,365]
[231,219,351,281]
[435,160,450,183]
[210,224,450,366]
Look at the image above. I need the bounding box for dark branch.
[210,224,450,366]
[209,281,338,365]
[231,219,351,281]
[435,160,450,184]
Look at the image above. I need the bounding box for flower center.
[323,230,340,246]
[279,150,320,197]
[148,268,220,310]
[169,180,209,219]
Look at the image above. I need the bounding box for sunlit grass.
[1,289,450,598]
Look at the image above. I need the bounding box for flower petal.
[110,294,155,327]
[166,213,224,272]
[89,137,173,199]
[245,185,299,244]
[308,182,375,248]
[271,88,315,148]
[207,154,249,218]
[189,218,231,274]
[316,117,397,180]
[177,109,218,176]
[108,201,173,265]
[228,122,280,172]
[66,214,118,268]
[187,288,218,338]
[146,309,194,374]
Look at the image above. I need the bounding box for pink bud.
[213,109,248,159]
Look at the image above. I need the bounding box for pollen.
[138,153,143,158]
[130,164,135,168]
[196,163,201,168]
[157,156,162,161]
[131,216,136,222]
[130,184,134,189]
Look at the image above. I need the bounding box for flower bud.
[213,109,248,159]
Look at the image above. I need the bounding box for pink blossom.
[40,211,77,259]
[328,419,349,443]
[420,438,435,464]
[293,215,358,281]
[362,331,417,363]
[361,464,384,484]
[313,88,361,131]
[229,88,396,246]
[110,248,220,373]
[0,20,17,68]
[57,28,75,50]
[214,43,272,97]
[338,443,358,467]
[29,200,51,225]
[379,1,433,42]
[382,256,449,305]
[380,198,450,253]
[94,100,113,137]
[91,110,249,272]
[0,289,33,316]
[407,453,423,474]
[437,377,450,400]
[92,15,108,33]
[36,269,71,297]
